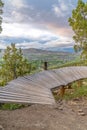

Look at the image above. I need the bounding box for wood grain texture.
[0,66,87,105]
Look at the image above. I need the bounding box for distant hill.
[44,46,74,53]
[22,48,78,61]
[22,48,71,55]
[0,48,79,62]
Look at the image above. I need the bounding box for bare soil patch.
[0,98,87,130]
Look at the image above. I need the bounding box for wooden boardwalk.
[0,66,87,105]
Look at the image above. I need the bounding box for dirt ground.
[0,98,87,130]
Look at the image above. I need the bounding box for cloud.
[1,22,58,40]
[0,43,7,49]
[52,0,76,18]
[1,0,79,51]
[3,0,75,34]
[15,36,74,50]
[60,2,68,11]
[3,0,34,23]
[0,24,74,49]
[53,5,63,17]
[43,37,73,48]
[4,0,27,9]
[0,20,74,50]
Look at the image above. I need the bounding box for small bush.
[0,103,25,110]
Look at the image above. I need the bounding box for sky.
[0,0,86,52]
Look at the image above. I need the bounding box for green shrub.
[0,103,24,110]
[53,80,87,101]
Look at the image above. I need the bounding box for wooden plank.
[0,89,53,99]
[10,79,48,90]
[0,98,55,105]
[0,96,55,104]
[54,69,70,85]
[2,89,52,98]
[18,77,50,90]
[58,68,74,82]
[61,67,81,83]
[24,74,54,89]
[0,93,54,102]
[0,84,53,96]
[0,92,55,104]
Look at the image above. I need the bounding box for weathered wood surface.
[0,66,87,105]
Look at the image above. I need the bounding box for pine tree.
[68,0,87,59]
[0,0,4,33]
[1,44,31,84]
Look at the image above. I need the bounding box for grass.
[53,80,87,101]
[0,103,25,110]
[0,102,31,110]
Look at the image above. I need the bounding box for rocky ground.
[0,97,87,130]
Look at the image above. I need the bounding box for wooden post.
[60,86,65,97]
[77,80,82,87]
[44,61,48,70]
[67,84,72,89]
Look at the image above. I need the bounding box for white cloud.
[16,42,43,49]
[0,43,7,49]
[1,0,75,50]
[3,0,34,23]
[0,33,74,49]
[53,0,75,17]
[8,0,27,9]
[15,36,73,49]
[60,2,68,11]
[43,37,73,48]
[11,11,24,22]
[1,22,58,40]
[0,21,74,49]
[53,5,64,17]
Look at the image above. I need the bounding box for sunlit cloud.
[0,0,82,51]
[4,0,27,9]
[15,36,74,49]
[1,23,58,39]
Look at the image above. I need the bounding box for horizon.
[0,47,75,53]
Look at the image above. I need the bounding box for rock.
[71,109,75,112]
[58,106,63,110]
[77,109,86,116]
[78,109,83,113]
[68,101,77,105]
[0,125,4,130]
[78,112,85,116]
[62,100,67,104]
[73,98,80,101]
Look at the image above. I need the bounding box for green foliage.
[68,0,87,59]
[49,58,86,69]
[0,103,24,110]
[0,0,4,33]
[0,43,31,85]
[63,82,87,100]
[54,80,87,101]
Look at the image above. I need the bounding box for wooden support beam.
[60,86,65,97]
[77,80,82,87]
[67,84,72,89]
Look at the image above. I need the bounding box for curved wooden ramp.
[0,66,87,105]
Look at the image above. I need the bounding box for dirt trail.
[0,98,87,130]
